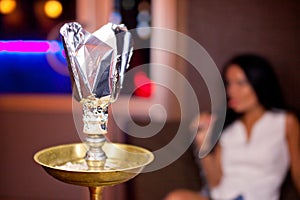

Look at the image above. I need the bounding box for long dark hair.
[222,54,286,128]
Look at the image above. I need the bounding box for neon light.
[0,40,62,53]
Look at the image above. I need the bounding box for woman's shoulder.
[267,110,299,138]
[285,111,299,137]
[267,110,298,123]
[263,109,288,123]
[285,111,299,125]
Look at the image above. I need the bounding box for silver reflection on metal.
[60,22,133,168]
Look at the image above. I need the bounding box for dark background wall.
[186,0,300,113]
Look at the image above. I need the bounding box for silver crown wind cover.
[60,22,133,102]
[60,22,133,167]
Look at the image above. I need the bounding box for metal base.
[34,142,154,200]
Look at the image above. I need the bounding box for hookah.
[34,22,154,200]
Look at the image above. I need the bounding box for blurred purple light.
[0,40,62,53]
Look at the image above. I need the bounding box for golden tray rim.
[34,142,154,173]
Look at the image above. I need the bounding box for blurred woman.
[165,54,300,200]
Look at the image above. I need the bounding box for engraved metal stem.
[81,95,110,169]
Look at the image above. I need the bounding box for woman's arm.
[200,144,222,187]
[191,113,223,188]
[286,112,300,193]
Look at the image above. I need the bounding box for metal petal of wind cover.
[60,22,133,102]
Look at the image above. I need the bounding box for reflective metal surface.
[60,22,133,102]
[34,143,154,187]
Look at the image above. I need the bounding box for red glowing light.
[134,71,153,98]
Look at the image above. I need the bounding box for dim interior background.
[0,0,299,200]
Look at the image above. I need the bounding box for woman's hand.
[190,112,214,150]
[190,112,222,187]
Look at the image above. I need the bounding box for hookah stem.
[89,186,104,200]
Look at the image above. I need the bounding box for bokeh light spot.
[44,0,62,19]
[0,0,16,14]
